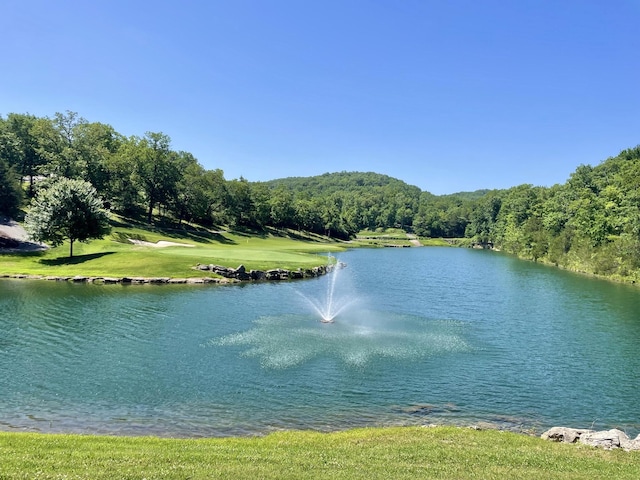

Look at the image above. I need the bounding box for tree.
[25,177,111,257]
[0,118,24,215]
[130,132,181,224]
[3,113,46,198]
[0,157,22,216]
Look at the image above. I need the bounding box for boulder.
[540,427,591,444]
[541,427,640,451]
[148,277,170,284]
[290,269,304,279]
[580,429,629,450]
[250,270,266,280]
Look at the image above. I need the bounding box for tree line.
[1,111,639,279]
[0,111,424,238]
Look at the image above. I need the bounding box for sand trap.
[128,239,195,248]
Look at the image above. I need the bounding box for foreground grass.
[1,427,639,479]
[0,223,346,279]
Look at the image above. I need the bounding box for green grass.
[357,227,408,237]
[1,427,639,479]
[0,222,346,279]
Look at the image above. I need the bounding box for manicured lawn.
[0,224,346,278]
[1,427,639,479]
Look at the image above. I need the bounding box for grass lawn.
[0,222,346,279]
[1,427,639,479]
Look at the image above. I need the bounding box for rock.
[250,270,266,280]
[265,269,282,280]
[148,277,170,284]
[579,429,629,450]
[626,434,640,451]
[542,427,640,451]
[540,427,591,444]
[290,269,304,279]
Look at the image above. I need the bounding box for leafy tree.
[25,177,111,257]
[3,113,46,197]
[130,132,181,223]
[226,177,255,227]
[0,157,22,216]
[268,185,295,228]
[0,119,24,215]
[32,111,84,179]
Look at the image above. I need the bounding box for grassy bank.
[0,220,346,279]
[1,427,639,479]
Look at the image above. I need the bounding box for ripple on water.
[210,311,471,369]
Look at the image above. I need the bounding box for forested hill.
[263,171,424,198]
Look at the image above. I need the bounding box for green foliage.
[0,157,22,216]
[0,119,23,216]
[461,146,640,281]
[262,171,422,238]
[3,109,640,282]
[24,177,111,257]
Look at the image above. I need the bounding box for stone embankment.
[193,262,343,281]
[0,263,345,285]
[541,426,640,451]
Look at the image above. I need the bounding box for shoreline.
[0,263,341,285]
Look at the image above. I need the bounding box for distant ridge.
[262,171,424,196]
[261,171,490,199]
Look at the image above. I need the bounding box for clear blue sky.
[2,0,639,195]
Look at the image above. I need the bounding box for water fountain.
[212,254,471,370]
[297,258,355,323]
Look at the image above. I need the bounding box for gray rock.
[579,429,628,450]
[540,427,591,444]
[542,427,640,451]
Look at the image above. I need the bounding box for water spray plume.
[297,258,353,323]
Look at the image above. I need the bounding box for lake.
[1,247,639,437]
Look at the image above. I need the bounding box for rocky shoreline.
[0,262,343,285]
[541,426,640,451]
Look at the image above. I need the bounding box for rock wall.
[0,262,345,285]
[193,263,343,281]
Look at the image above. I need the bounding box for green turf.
[0,223,346,278]
[1,427,639,479]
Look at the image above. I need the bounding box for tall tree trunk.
[69,238,74,258]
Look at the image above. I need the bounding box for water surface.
[1,247,639,436]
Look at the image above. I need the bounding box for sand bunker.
[128,239,195,248]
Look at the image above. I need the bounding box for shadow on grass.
[40,252,117,266]
[265,227,343,243]
[109,215,238,245]
[164,228,237,245]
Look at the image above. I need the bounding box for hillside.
[263,171,424,196]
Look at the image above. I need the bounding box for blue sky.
[2,0,639,195]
